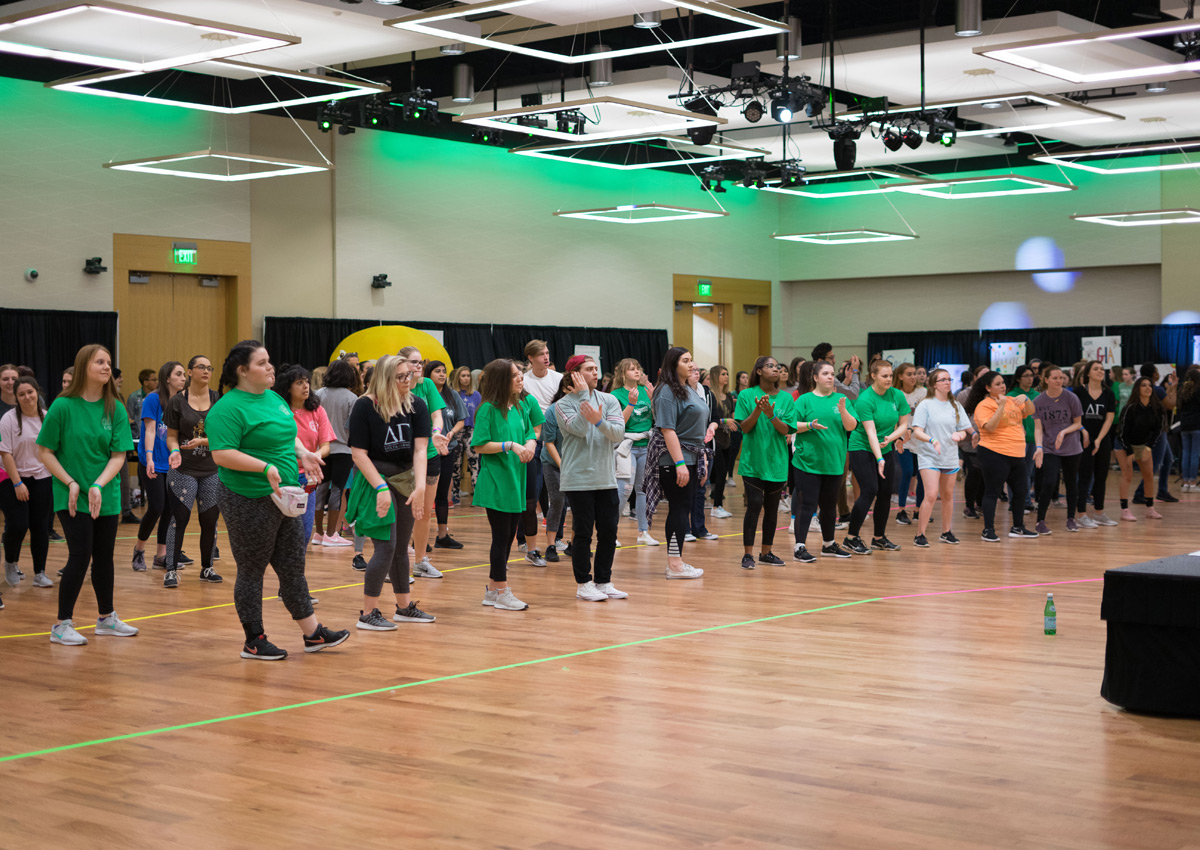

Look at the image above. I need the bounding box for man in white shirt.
[522,339,562,414]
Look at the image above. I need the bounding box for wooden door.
[122,274,228,375]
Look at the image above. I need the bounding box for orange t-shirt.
[973,396,1029,458]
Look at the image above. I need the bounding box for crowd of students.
[1,342,1196,659]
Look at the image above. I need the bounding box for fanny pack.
[386,469,416,498]
[270,486,309,518]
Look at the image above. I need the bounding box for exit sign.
[172,241,198,265]
[697,280,712,297]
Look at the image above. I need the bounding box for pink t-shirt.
[292,407,335,472]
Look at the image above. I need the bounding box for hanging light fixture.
[633,11,661,29]
[440,43,466,56]
[588,44,613,88]
[1145,81,1168,92]
[452,63,474,103]
[776,15,802,61]
[955,0,982,37]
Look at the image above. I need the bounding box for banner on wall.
[574,344,602,372]
[989,342,1027,374]
[937,364,971,391]
[1156,363,1177,379]
[881,348,916,366]
[1081,335,1122,366]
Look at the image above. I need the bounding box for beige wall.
[1159,163,1200,322]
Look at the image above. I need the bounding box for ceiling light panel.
[455,96,725,143]
[553,204,728,223]
[103,150,330,182]
[890,174,1076,199]
[0,2,298,72]
[1030,141,1200,174]
[1070,208,1200,227]
[46,60,388,114]
[773,230,918,244]
[973,20,1200,85]
[835,92,1123,138]
[511,135,767,170]
[750,169,922,198]
[386,0,787,64]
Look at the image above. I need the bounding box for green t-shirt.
[412,378,447,460]
[733,386,796,482]
[37,396,134,515]
[205,388,301,498]
[611,385,653,447]
[792,391,853,475]
[471,401,536,513]
[1007,387,1040,443]
[849,386,910,455]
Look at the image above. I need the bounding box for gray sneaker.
[482,586,498,606]
[413,557,443,579]
[1093,512,1119,526]
[1076,515,1099,529]
[525,550,547,567]
[394,601,437,623]
[95,612,139,637]
[163,569,180,588]
[32,572,54,588]
[356,608,398,631]
[492,588,528,610]
[50,620,88,645]
[131,549,147,572]
[4,561,20,586]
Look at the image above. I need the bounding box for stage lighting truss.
[834,92,1122,140]
[0,1,297,72]
[888,174,1076,199]
[46,60,389,114]
[1069,208,1200,227]
[103,150,330,182]
[386,0,787,65]
[510,135,768,170]
[748,168,926,198]
[553,204,729,224]
[773,229,918,244]
[973,19,1200,85]
[1029,141,1200,174]
[454,97,725,143]
[680,62,828,127]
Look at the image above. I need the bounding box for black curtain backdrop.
[0,307,118,399]
[264,316,670,377]
[868,324,1200,373]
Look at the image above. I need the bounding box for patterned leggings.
[451,426,479,502]
[166,469,220,570]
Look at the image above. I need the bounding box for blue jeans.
[299,472,316,543]
[616,445,649,532]
[1182,430,1200,481]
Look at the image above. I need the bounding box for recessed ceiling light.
[455,96,725,143]
[773,229,918,244]
[553,204,729,224]
[1030,141,1200,174]
[103,150,330,181]
[980,101,1003,109]
[1070,208,1200,226]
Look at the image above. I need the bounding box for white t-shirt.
[523,369,562,413]
[904,387,928,410]
[0,408,50,478]
[911,398,968,470]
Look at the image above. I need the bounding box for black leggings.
[137,462,172,545]
[435,444,461,526]
[167,470,220,570]
[1038,452,1081,521]
[485,508,520,582]
[792,469,842,549]
[961,450,984,510]
[742,476,784,549]
[569,488,619,585]
[711,443,733,507]
[658,465,696,559]
[977,445,1028,530]
[848,450,896,540]
[1076,440,1111,513]
[0,477,52,573]
[56,511,119,621]
[364,489,416,597]
[516,453,541,543]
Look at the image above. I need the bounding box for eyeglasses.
[192,364,214,372]
[935,377,951,383]
[396,373,413,382]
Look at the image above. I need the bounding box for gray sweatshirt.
[553,389,625,491]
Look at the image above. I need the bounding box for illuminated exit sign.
[173,241,198,265]
[697,279,712,297]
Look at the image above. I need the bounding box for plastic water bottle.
[1043,593,1057,635]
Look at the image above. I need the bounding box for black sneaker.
[435,535,464,550]
[199,567,224,583]
[999,492,1009,503]
[1009,526,1040,538]
[1157,492,1179,503]
[1131,494,1147,505]
[913,534,930,548]
[163,569,179,588]
[303,624,350,652]
[241,634,287,660]
[177,550,194,566]
[394,601,436,623]
[793,545,817,564]
[837,514,851,526]
[981,528,1000,543]
[842,536,871,556]
[563,542,574,557]
[352,553,368,572]
[939,531,960,545]
[821,542,851,558]
[544,547,559,563]
[895,510,911,526]
[758,552,784,566]
[426,544,432,553]
[120,512,140,525]
[740,554,756,570]
[48,529,64,543]
[963,507,980,519]
[871,536,901,551]
[213,547,221,561]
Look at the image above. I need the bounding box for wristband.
[502,441,509,453]
[433,428,443,434]
[1035,445,1043,449]
[170,448,180,454]
[876,457,884,463]
[374,483,388,492]
[264,463,276,477]
[90,483,102,490]
[673,459,685,467]
[809,420,816,430]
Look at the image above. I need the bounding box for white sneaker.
[778,496,792,513]
[684,533,697,542]
[555,540,568,551]
[637,531,660,546]
[1093,512,1119,526]
[576,581,608,602]
[493,588,528,610]
[50,620,88,645]
[809,516,821,531]
[413,557,443,579]
[32,572,54,588]
[482,586,498,606]
[621,506,632,518]
[712,506,733,518]
[1076,515,1099,529]
[4,561,19,586]
[597,582,628,599]
[95,612,139,637]
[517,542,528,552]
[788,517,794,532]
[834,519,848,530]
[615,539,622,547]
[665,564,704,579]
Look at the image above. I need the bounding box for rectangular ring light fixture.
[0,2,297,72]
[1030,141,1200,175]
[456,96,725,143]
[773,230,918,244]
[889,175,1076,199]
[749,169,924,198]
[511,135,767,170]
[554,204,729,224]
[386,0,787,64]
[973,20,1200,84]
[1070,208,1200,227]
[103,150,330,182]
[835,92,1122,138]
[46,60,389,114]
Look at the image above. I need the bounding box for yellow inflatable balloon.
[331,326,453,373]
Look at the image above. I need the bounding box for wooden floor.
[2,473,1199,850]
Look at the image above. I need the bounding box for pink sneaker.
[322,533,352,547]
[1120,509,1137,522]
[1146,506,1164,520]
[310,534,323,546]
